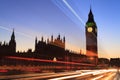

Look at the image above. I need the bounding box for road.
[0,69,119,80]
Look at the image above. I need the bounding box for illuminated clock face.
[87,27,93,32]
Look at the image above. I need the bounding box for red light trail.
[6,56,95,66]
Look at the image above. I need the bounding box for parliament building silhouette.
[0,28,85,61]
[0,9,108,71]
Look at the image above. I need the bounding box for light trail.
[13,71,83,80]
[6,56,95,66]
[92,75,104,80]
[102,72,116,80]
[0,69,117,80]
[49,73,92,80]
[0,73,55,80]
[49,71,96,80]
[62,0,85,26]
[92,70,110,75]
[0,25,12,32]
[49,70,114,80]
[0,25,33,39]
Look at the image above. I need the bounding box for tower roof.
[89,8,93,16]
[11,29,15,40]
[87,8,95,22]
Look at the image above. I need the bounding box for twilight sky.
[0,0,120,58]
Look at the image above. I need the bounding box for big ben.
[86,8,98,65]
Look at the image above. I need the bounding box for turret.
[51,35,53,42]
[9,29,16,53]
[47,38,49,43]
[35,37,37,50]
[63,36,65,43]
[57,34,60,40]
[41,36,44,42]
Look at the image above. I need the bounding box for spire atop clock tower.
[87,8,95,22]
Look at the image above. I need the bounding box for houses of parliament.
[0,8,105,70]
[1,30,87,63]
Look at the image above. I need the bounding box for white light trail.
[0,25,33,39]
[103,73,116,80]
[92,75,104,80]
[49,70,113,80]
[0,25,12,32]
[49,73,92,80]
[49,71,96,80]
[62,0,85,26]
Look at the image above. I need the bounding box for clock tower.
[86,8,98,65]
